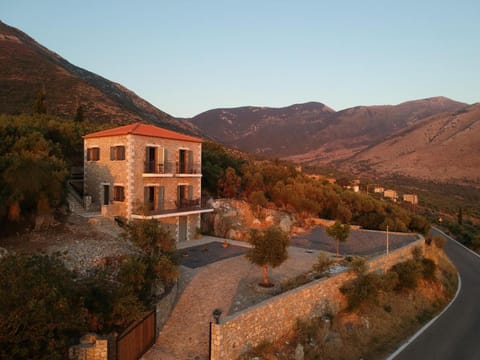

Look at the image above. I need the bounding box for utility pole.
[386,225,390,256]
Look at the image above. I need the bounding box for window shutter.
[158,186,165,210]
[188,185,193,200]
[110,147,115,160]
[188,150,194,173]
[119,146,125,160]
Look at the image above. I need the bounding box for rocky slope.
[343,103,480,184]
[0,21,196,133]
[191,102,335,156]
[191,97,467,160]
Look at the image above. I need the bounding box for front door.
[178,217,187,242]
[103,184,110,205]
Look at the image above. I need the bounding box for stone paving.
[142,228,419,359]
[142,237,319,360]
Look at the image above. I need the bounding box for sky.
[2,0,479,117]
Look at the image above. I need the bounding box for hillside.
[0,21,195,133]
[191,102,335,156]
[343,103,480,185]
[191,97,466,160]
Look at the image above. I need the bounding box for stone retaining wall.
[210,237,424,360]
[69,334,108,360]
[155,282,178,335]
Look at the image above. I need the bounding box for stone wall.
[69,333,108,360]
[155,282,179,335]
[210,238,424,360]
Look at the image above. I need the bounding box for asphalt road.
[392,227,480,360]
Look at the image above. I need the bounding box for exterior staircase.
[67,181,100,218]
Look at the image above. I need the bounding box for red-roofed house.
[83,123,212,242]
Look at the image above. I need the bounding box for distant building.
[403,194,418,205]
[352,185,360,193]
[295,165,302,173]
[374,186,384,193]
[383,189,398,200]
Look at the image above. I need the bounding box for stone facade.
[210,238,425,360]
[69,333,108,360]
[83,124,212,242]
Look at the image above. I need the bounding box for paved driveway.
[291,227,420,256]
[179,241,249,268]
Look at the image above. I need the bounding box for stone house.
[383,189,398,201]
[83,123,213,242]
[403,194,418,205]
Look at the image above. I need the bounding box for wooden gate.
[117,310,156,360]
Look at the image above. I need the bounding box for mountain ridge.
[0,20,196,134]
[2,20,478,185]
[190,96,467,159]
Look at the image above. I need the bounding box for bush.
[348,256,367,276]
[421,258,437,280]
[391,259,423,290]
[312,252,333,275]
[412,246,423,262]
[340,273,382,310]
[381,271,399,292]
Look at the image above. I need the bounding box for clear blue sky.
[2,0,479,117]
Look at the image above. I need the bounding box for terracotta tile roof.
[83,123,203,143]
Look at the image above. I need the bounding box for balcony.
[176,162,201,175]
[131,198,213,219]
[143,161,201,177]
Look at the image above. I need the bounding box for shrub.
[391,259,423,290]
[348,256,367,276]
[412,246,423,262]
[381,271,399,292]
[421,258,437,280]
[340,273,382,310]
[312,252,334,275]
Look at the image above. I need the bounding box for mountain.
[191,97,467,160]
[0,21,195,133]
[191,102,335,156]
[342,103,480,184]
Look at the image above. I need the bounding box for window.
[113,186,125,202]
[110,146,125,160]
[87,147,100,161]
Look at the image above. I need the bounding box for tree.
[248,190,268,218]
[74,105,85,122]
[128,219,175,256]
[246,226,289,286]
[0,254,87,359]
[218,166,241,198]
[326,221,350,257]
[33,88,47,114]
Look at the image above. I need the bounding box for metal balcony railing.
[144,161,201,175]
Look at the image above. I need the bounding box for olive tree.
[246,226,289,286]
[326,221,350,257]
